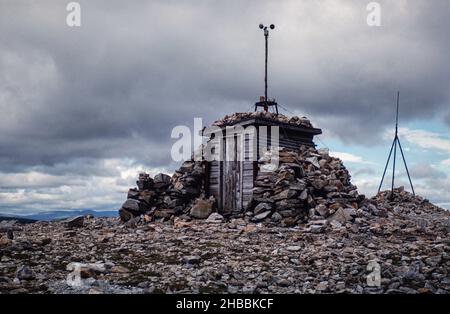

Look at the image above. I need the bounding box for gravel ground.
[1,190,449,295]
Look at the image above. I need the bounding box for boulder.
[306,157,320,169]
[179,161,195,173]
[154,209,175,219]
[119,208,134,222]
[298,189,308,200]
[138,190,156,205]
[273,189,298,201]
[315,204,329,217]
[65,216,84,228]
[0,237,12,247]
[137,173,154,190]
[66,262,109,279]
[286,245,302,252]
[327,207,354,224]
[253,210,271,221]
[271,212,282,222]
[254,202,273,215]
[205,213,224,223]
[190,197,214,219]
[182,255,201,265]
[153,173,171,189]
[121,199,141,213]
[16,265,35,281]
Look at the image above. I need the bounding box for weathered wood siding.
[241,129,255,210]
[222,134,239,213]
[208,160,220,201]
[207,124,317,212]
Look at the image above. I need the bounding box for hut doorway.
[221,133,242,213]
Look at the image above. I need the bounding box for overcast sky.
[1,0,449,214]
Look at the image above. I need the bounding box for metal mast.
[254,23,278,114]
[264,24,268,102]
[378,91,415,197]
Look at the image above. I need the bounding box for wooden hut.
[203,111,322,214]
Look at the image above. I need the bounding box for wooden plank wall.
[209,160,220,203]
[207,125,315,212]
[242,131,255,210]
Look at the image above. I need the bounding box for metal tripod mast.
[378,91,415,196]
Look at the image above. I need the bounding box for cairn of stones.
[250,146,365,227]
[119,160,212,222]
[119,113,370,226]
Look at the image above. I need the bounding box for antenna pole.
[265,30,268,103]
[390,91,399,197]
[255,24,278,114]
[395,91,399,136]
[378,91,415,198]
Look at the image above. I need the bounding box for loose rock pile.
[119,160,211,223]
[119,143,364,226]
[371,187,450,234]
[212,111,314,128]
[250,146,364,227]
[119,112,362,224]
[373,187,446,216]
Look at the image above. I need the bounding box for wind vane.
[378,91,415,197]
[254,23,279,114]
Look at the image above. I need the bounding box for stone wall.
[119,160,211,222]
[249,145,365,227]
[119,144,366,226]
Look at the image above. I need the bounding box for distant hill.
[0,209,118,222]
[0,216,37,224]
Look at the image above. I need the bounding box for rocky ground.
[0,189,449,294]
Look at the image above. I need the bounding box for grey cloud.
[410,163,447,180]
[1,1,449,168]
[419,177,450,204]
[0,0,450,212]
[445,113,450,126]
[353,167,376,177]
